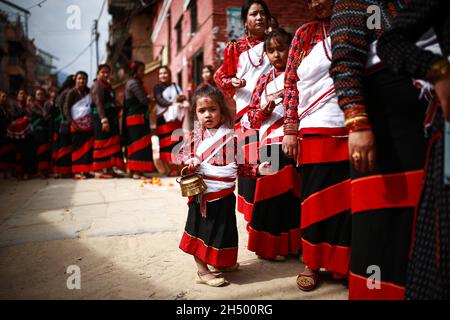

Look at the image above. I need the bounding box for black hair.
[158,65,172,83]
[75,71,89,79]
[58,75,76,94]
[190,84,232,128]
[264,27,293,51]
[97,64,111,74]
[202,65,215,73]
[241,0,271,28]
[130,60,145,77]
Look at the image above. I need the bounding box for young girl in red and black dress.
[91,64,124,178]
[178,85,270,287]
[30,88,51,178]
[247,28,301,261]
[214,0,272,221]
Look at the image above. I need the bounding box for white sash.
[296,36,343,130]
[195,125,237,196]
[259,72,285,145]
[234,42,271,114]
[71,94,92,120]
[156,84,185,123]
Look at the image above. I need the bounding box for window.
[189,0,198,34]
[192,50,204,87]
[175,19,182,52]
[177,71,183,88]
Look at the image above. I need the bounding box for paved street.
[0,177,348,300]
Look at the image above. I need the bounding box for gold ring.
[352,152,361,161]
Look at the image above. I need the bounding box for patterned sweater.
[330,0,408,120]
[377,0,450,80]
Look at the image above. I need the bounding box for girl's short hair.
[97,64,111,74]
[130,61,145,77]
[264,27,293,51]
[190,84,232,128]
[241,0,272,27]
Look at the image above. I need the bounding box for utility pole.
[93,20,99,66]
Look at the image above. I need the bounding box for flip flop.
[209,263,240,273]
[196,271,228,287]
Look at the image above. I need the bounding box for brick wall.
[150,0,311,95]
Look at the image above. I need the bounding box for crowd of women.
[0,60,218,180]
[177,0,450,300]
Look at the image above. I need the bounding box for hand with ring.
[348,129,376,172]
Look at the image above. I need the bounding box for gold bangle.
[344,116,369,127]
[426,58,450,84]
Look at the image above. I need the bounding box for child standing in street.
[178,85,271,287]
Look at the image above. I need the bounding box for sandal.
[196,271,228,287]
[209,262,240,273]
[296,270,319,291]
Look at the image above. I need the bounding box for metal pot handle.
[176,166,189,184]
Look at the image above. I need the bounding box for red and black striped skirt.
[71,128,94,173]
[124,113,155,172]
[348,69,427,300]
[156,115,183,164]
[247,144,301,258]
[92,113,124,171]
[179,193,238,268]
[298,131,351,278]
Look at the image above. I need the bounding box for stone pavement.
[0,177,348,300]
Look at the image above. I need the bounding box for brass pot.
[176,166,207,197]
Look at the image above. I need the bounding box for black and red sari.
[154,82,184,164]
[246,69,302,259]
[284,21,352,278]
[91,79,124,171]
[214,35,272,220]
[52,89,72,175]
[65,87,94,174]
[122,78,155,172]
[30,101,51,172]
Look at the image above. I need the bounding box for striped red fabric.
[302,179,351,229]
[348,271,405,300]
[302,238,350,277]
[179,232,238,267]
[351,170,424,214]
[254,165,301,203]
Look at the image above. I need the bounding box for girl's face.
[97,68,110,83]
[26,95,33,105]
[136,65,145,80]
[307,0,333,19]
[245,3,268,38]
[202,68,212,83]
[158,68,170,83]
[196,96,222,129]
[35,90,45,103]
[17,90,25,101]
[266,36,290,71]
[76,74,88,90]
[0,92,7,105]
